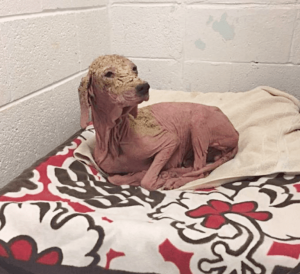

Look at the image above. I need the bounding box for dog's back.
[142,102,239,171]
[147,102,238,146]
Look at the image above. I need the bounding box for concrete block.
[290,10,300,64]
[41,0,107,10]
[110,5,184,59]
[0,0,42,17]
[230,63,300,100]
[76,8,110,70]
[1,13,80,101]
[183,61,300,100]
[183,61,231,92]
[0,37,10,106]
[185,7,296,63]
[0,73,83,187]
[130,58,183,91]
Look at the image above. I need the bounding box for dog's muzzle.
[136,82,150,97]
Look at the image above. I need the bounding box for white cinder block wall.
[0,0,110,186]
[111,0,300,96]
[1,0,299,186]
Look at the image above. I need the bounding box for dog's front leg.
[108,171,146,186]
[141,140,179,191]
[162,175,207,190]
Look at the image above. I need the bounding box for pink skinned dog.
[78,55,239,190]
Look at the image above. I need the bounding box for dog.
[78,54,239,190]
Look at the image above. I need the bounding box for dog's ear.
[78,74,92,128]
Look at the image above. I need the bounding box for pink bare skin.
[78,55,239,190]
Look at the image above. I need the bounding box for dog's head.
[78,55,150,128]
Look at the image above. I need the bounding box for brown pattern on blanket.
[1,129,300,274]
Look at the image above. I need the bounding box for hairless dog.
[78,55,239,190]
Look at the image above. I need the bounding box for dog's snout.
[136,83,150,96]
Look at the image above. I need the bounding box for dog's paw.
[141,176,167,191]
[108,172,144,186]
[162,176,193,190]
[108,174,129,186]
[182,169,209,178]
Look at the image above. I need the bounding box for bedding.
[1,87,300,274]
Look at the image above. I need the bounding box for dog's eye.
[133,66,138,73]
[104,71,114,78]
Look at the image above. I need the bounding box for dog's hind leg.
[109,168,192,190]
[162,173,206,190]
[182,113,239,178]
[189,118,210,173]
[183,145,238,177]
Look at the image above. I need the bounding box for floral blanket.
[1,129,300,274]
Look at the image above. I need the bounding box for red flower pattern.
[0,236,62,266]
[186,200,272,229]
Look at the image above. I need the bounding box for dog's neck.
[92,103,132,165]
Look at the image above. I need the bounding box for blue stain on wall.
[206,15,214,25]
[194,38,206,50]
[212,13,235,41]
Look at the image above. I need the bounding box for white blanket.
[74,86,300,190]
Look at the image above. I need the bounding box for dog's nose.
[136,82,150,96]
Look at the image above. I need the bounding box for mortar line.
[0,70,88,111]
[187,3,300,10]
[122,56,300,65]
[110,2,300,8]
[0,6,107,22]
[186,3,300,8]
[184,60,300,66]
[110,2,181,7]
[111,0,181,2]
